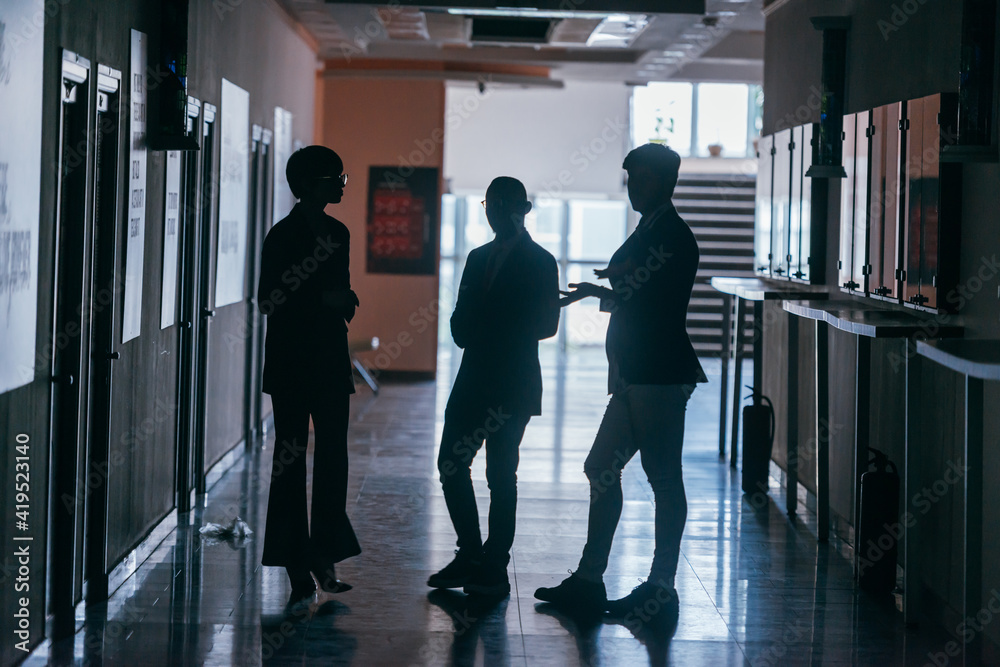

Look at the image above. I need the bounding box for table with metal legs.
[783,301,962,548]
[710,278,827,481]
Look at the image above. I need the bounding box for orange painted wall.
[316,76,445,374]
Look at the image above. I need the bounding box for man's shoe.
[605,579,678,621]
[311,561,352,594]
[463,562,510,598]
[533,572,607,613]
[427,550,482,589]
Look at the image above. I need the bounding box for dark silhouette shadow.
[431,176,559,593]
[257,145,360,593]
[427,590,511,666]
[533,602,603,664]
[260,599,356,666]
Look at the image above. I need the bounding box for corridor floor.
[26,348,959,666]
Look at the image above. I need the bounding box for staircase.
[674,172,756,358]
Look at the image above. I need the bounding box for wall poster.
[366,166,438,275]
[160,150,180,328]
[215,78,249,308]
[0,0,44,393]
[121,29,147,343]
[272,106,294,225]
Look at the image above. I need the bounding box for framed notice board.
[366,166,438,275]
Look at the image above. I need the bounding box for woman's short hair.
[286,145,344,199]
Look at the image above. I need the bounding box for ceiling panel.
[276,1,764,84]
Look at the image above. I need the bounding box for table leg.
[787,314,799,516]
[904,341,922,624]
[719,293,733,460]
[752,300,764,403]
[964,376,984,627]
[853,336,872,575]
[730,297,747,469]
[815,321,830,543]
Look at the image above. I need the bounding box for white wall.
[444,80,632,198]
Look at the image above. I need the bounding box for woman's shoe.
[311,561,352,593]
[286,566,316,604]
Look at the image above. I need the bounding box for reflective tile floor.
[26,347,965,666]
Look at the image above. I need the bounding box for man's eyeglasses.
[317,174,348,186]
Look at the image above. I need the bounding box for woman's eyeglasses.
[317,174,348,186]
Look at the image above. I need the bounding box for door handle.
[108,351,120,360]
[201,308,215,318]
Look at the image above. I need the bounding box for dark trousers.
[437,402,531,567]
[261,391,360,568]
[577,384,693,585]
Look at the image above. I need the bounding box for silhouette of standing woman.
[257,146,360,602]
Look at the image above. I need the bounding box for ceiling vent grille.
[470,17,554,43]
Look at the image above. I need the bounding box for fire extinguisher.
[741,390,775,496]
[856,447,900,594]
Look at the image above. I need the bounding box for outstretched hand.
[593,261,632,280]
[559,282,612,306]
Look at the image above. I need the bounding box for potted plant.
[651,110,674,145]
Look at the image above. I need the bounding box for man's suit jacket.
[603,202,706,388]
[449,231,560,417]
[258,203,355,396]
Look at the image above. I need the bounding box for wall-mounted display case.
[754,133,774,276]
[754,123,824,284]
[901,93,962,311]
[835,93,961,311]
[838,110,870,293]
[867,102,904,300]
[770,128,792,277]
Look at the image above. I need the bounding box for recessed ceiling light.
[445,8,615,20]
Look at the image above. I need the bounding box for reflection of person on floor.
[535,143,707,621]
[257,146,360,603]
[429,176,560,598]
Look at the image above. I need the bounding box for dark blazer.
[448,231,560,416]
[258,203,355,396]
[603,203,706,387]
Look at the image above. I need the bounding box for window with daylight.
[631,81,762,159]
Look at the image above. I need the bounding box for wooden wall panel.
[982,382,1000,649]
[763,302,789,469]
[827,327,857,526]
[205,307,250,470]
[915,361,966,619]
[763,305,818,498]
